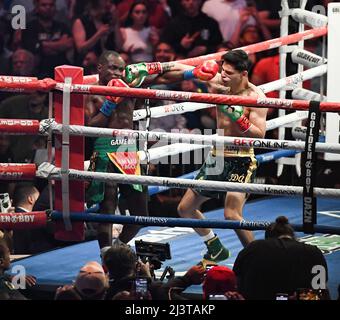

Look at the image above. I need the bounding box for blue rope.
[50,211,340,235]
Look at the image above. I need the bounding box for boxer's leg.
[224,191,254,247]
[118,185,148,244]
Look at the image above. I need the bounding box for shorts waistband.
[212,146,254,157]
[94,137,137,152]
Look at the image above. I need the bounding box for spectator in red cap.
[202,265,237,299]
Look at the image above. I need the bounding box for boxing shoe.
[202,235,230,263]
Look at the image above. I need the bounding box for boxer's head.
[220,50,251,87]
[97,51,126,85]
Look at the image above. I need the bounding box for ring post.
[54,66,85,241]
[302,101,321,234]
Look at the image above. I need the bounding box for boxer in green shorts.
[86,136,142,207]
[85,51,148,248]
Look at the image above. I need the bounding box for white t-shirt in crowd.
[202,0,256,42]
[121,27,153,63]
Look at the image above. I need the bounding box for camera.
[0,193,12,213]
[135,240,171,270]
[135,240,172,280]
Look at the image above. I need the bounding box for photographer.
[102,243,157,300]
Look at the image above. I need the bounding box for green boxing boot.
[202,235,230,263]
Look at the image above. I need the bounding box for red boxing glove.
[106,78,129,105]
[193,60,219,81]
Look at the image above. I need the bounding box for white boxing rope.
[138,111,309,161]
[132,65,327,122]
[37,162,340,198]
[41,110,313,168]
[291,48,327,68]
[40,108,307,141]
[291,126,324,141]
[291,8,328,28]
[292,88,326,101]
[138,143,211,162]
[139,110,309,161]
[265,111,308,131]
[86,144,209,170]
[258,64,327,93]
[49,122,340,154]
[133,102,215,121]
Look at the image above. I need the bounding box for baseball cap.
[202,265,237,299]
[74,261,108,299]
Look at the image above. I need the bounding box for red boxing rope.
[0,163,36,180]
[0,76,37,83]
[0,119,40,134]
[66,84,340,112]
[0,211,47,230]
[0,76,56,93]
[1,77,340,112]
[177,26,328,66]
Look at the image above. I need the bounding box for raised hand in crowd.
[180,32,200,50]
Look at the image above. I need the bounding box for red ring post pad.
[0,76,56,93]
[0,119,40,134]
[0,163,36,180]
[54,65,85,242]
[0,211,47,230]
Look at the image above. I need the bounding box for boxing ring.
[1,4,340,299]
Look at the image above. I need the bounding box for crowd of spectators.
[0,0,339,300]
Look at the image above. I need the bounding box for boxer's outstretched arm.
[151,62,192,84]
[125,60,219,87]
[153,62,223,87]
